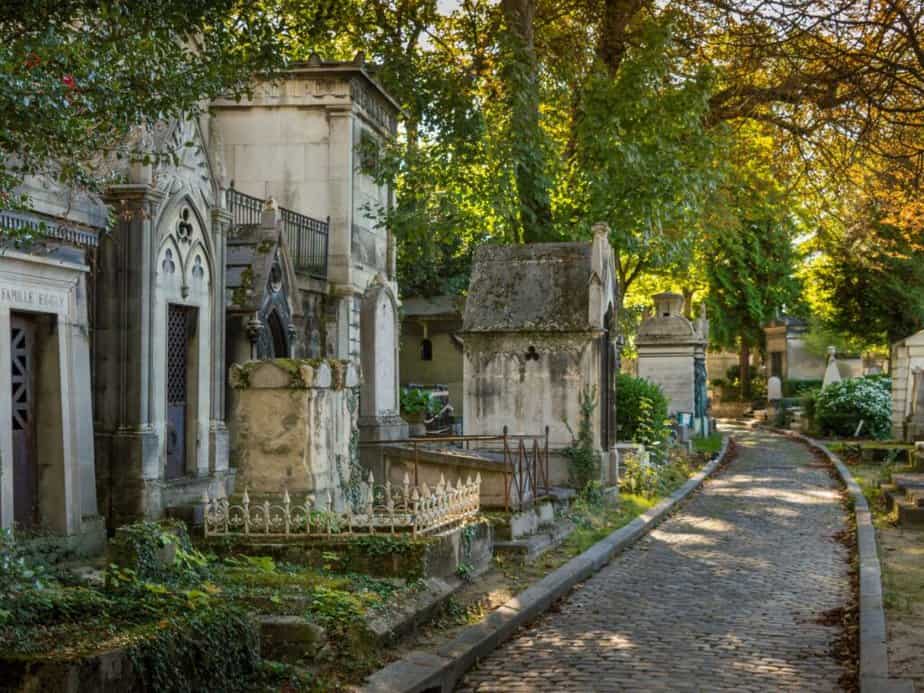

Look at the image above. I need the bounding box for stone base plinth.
[229,359,359,510]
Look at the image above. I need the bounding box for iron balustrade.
[226,186,329,279]
[226,187,263,228]
[280,207,329,279]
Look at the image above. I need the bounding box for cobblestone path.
[459,426,852,692]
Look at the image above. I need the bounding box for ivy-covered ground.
[0,522,432,691]
[839,452,924,689]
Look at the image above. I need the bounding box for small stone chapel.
[461,225,619,457]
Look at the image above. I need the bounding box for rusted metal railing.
[360,427,551,511]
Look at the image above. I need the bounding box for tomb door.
[10,314,37,528]
[166,304,195,479]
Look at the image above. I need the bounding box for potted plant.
[401,387,432,436]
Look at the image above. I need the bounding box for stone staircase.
[492,489,577,563]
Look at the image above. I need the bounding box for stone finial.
[308,52,322,67]
[827,345,837,360]
[261,197,280,227]
[353,51,366,66]
[592,222,610,238]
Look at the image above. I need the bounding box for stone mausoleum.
[0,211,105,554]
[210,53,407,458]
[635,292,709,435]
[461,225,619,457]
[0,54,404,548]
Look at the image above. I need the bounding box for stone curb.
[785,432,915,693]
[357,436,732,693]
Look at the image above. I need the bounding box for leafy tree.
[566,14,720,305]
[704,169,803,399]
[812,211,924,347]
[0,0,286,212]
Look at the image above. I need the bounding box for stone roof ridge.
[462,239,616,333]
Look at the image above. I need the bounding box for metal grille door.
[166,305,192,479]
[10,315,37,528]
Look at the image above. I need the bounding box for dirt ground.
[878,524,924,688]
[844,461,924,689]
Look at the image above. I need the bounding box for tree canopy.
[4,0,924,355]
[0,0,286,207]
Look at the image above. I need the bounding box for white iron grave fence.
[203,472,481,538]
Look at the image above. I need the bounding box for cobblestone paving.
[459,426,852,692]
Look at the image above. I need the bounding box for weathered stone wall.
[463,333,604,449]
[229,359,360,509]
[785,336,827,380]
[636,344,698,414]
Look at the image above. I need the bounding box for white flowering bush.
[815,377,891,439]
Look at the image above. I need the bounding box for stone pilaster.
[326,107,354,289]
[95,184,166,523]
[209,205,231,474]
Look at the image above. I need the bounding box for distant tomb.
[635,293,710,435]
[891,329,924,441]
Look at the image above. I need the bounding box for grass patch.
[693,432,724,455]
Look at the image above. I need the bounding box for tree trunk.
[597,0,647,76]
[501,0,553,243]
[682,286,695,320]
[739,339,751,401]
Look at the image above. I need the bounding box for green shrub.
[615,374,669,452]
[782,379,823,397]
[562,386,601,490]
[814,377,892,439]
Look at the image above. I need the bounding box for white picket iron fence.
[203,472,481,538]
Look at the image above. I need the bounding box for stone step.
[891,473,924,492]
[881,484,899,511]
[257,615,327,661]
[895,496,924,528]
[494,518,575,564]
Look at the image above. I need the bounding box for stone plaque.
[0,283,68,313]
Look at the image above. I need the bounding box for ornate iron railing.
[226,186,329,279]
[226,187,263,227]
[280,207,329,279]
[203,471,480,538]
